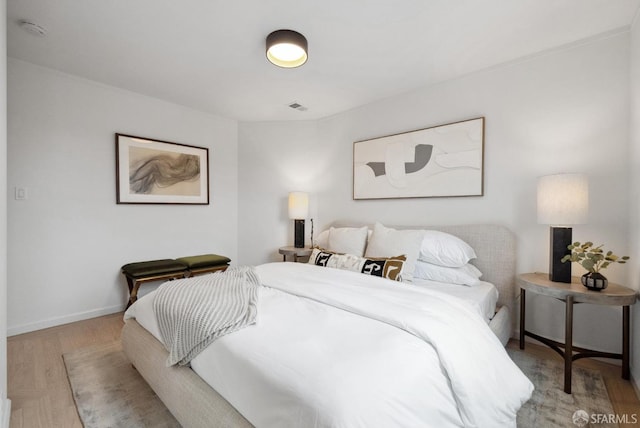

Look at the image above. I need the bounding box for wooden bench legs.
[124,265,230,309]
[125,271,190,309]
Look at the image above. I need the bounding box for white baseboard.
[1,398,11,428]
[7,304,124,336]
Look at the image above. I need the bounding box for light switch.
[15,187,28,200]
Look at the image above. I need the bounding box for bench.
[121,254,231,309]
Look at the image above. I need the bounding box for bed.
[121,224,532,427]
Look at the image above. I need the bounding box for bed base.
[490,305,511,346]
[121,319,252,428]
[122,310,512,428]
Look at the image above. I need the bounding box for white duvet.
[126,262,533,428]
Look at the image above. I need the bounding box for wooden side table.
[517,272,637,394]
[278,246,312,262]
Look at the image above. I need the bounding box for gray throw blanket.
[153,266,259,366]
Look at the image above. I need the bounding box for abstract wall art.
[116,134,209,204]
[353,117,484,200]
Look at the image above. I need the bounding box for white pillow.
[413,261,482,286]
[365,222,425,282]
[328,226,369,256]
[314,229,329,249]
[419,230,477,268]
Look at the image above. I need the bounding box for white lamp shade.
[537,173,588,225]
[288,192,309,219]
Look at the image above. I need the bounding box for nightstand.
[278,246,312,262]
[517,272,637,394]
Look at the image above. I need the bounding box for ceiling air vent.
[288,102,308,112]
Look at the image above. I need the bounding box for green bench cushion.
[175,254,231,269]
[121,259,188,278]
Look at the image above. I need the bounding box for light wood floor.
[7,313,640,427]
[7,313,124,428]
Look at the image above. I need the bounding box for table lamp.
[537,173,588,283]
[288,192,309,248]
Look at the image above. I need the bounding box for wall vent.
[288,102,308,112]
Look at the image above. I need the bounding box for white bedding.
[125,262,532,428]
[411,278,498,322]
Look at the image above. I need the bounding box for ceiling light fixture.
[266,29,308,68]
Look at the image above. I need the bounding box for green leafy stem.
[561,241,630,273]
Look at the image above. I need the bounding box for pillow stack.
[414,230,481,286]
[309,223,481,286]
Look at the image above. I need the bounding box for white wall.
[629,11,640,392]
[7,59,239,335]
[0,0,9,424]
[239,32,631,354]
[238,120,321,263]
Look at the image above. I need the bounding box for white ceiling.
[7,0,640,122]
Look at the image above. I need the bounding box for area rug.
[509,347,618,428]
[64,341,617,427]
[63,342,180,428]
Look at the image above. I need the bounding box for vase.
[581,272,608,291]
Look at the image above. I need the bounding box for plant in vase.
[561,242,629,291]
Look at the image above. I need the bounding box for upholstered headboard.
[330,223,517,311]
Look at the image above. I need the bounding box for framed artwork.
[115,134,209,204]
[353,117,484,200]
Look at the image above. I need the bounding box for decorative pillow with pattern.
[308,248,406,281]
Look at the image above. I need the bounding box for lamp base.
[294,219,305,248]
[549,226,572,283]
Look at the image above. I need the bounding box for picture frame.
[115,133,209,205]
[353,117,484,200]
